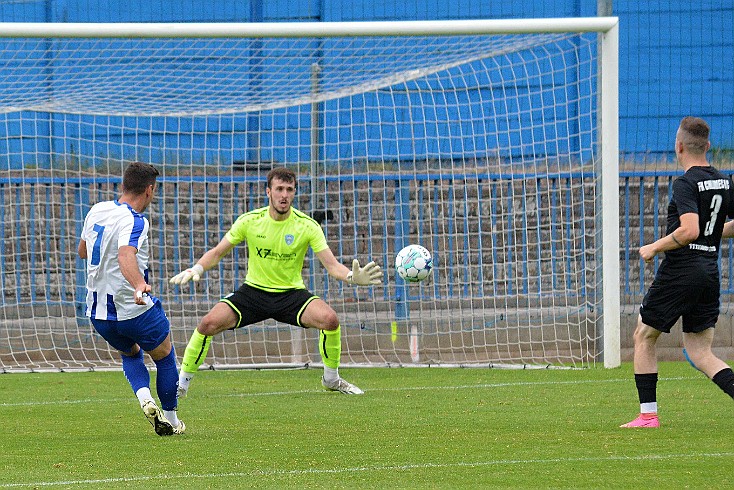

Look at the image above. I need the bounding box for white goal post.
[0,17,619,372]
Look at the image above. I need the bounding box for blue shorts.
[91,300,171,353]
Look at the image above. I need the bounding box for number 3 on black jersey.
[703,194,722,237]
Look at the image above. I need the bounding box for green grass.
[1,362,733,489]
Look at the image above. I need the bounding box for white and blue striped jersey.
[80,200,153,321]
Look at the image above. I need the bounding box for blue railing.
[2,170,733,314]
[620,169,734,296]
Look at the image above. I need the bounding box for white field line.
[0,375,702,407]
[1,452,733,488]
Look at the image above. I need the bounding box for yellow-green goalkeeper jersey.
[224,206,328,292]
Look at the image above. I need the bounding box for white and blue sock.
[122,349,150,400]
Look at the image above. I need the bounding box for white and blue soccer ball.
[395,244,432,283]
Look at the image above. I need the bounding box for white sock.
[164,409,180,425]
[179,371,195,389]
[323,366,339,383]
[640,402,657,414]
[135,387,153,407]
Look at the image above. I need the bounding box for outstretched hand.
[348,259,382,286]
[170,264,204,285]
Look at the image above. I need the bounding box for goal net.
[0,19,619,372]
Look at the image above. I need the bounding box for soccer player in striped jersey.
[171,166,382,397]
[78,162,184,436]
[621,117,734,428]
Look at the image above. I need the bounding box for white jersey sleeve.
[80,200,153,321]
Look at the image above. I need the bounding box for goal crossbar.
[0,17,619,38]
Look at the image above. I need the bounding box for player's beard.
[273,200,290,215]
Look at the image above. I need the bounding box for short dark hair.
[678,116,710,154]
[266,167,297,190]
[122,161,159,195]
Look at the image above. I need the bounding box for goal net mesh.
[0,29,605,371]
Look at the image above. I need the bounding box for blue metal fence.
[2,171,733,314]
[621,169,734,296]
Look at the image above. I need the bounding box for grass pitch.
[1,362,733,489]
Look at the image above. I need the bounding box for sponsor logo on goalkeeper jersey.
[256,247,297,259]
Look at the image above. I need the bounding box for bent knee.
[300,299,340,330]
[323,313,340,331]
[633,322,661,344]
[684,345,714,365]
[314,310,339,331]
[198,313,234,336]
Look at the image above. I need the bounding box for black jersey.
[664,165,734,262]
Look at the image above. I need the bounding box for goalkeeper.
[171,167,382,396]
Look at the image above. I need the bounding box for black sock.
[712,368,734,399]
[634,373,658,404]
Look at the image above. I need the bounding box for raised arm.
[315,248,382,286]
[170,236,237,285]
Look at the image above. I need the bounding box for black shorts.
[639,258,720,333]
[220,283,319,329]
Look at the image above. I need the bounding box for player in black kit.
[621,116,734,428]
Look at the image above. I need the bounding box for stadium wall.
[0,1,731,162]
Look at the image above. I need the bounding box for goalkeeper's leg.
[300,299,341,379]
[302,299,364,395]
[178,329,211,398]
[302,299,341,380]
[178,303,238,397]
[318,326,363,394]
[319,325,341,379]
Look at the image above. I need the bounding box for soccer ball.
[395,244,432,283]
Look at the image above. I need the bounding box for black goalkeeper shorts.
[220,283,319,329]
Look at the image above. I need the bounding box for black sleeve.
[672,177,699,216]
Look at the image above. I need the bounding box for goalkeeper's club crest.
[285,234,295,245]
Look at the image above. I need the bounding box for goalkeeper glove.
[170,264,204,285]
[346,259,382,286]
